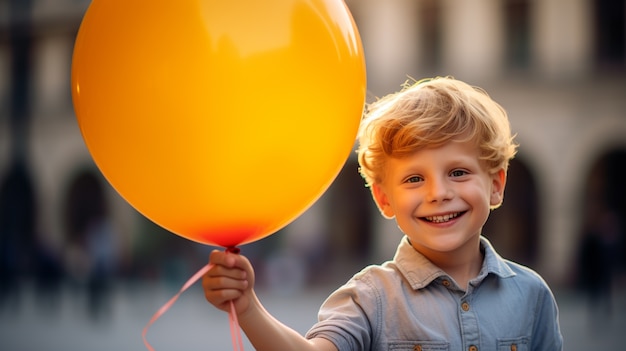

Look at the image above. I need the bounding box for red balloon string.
[142,247,244,351]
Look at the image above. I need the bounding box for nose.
[425,177,452,203]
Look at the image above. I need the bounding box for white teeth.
[425,212,461,223]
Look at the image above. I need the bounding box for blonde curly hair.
[357,77,518,187]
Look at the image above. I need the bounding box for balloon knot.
[226,246,240,254]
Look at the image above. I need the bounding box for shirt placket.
[459,295,480,351]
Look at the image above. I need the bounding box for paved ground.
[0,281,623,350]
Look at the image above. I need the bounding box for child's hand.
[202,249,256,316]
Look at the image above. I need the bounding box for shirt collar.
[393,236,517,290]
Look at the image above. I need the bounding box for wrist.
[237,291,264,326]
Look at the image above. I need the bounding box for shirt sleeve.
[305,274,381,351]
[531,280,564,351]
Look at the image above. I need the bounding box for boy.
[203,77,563,350]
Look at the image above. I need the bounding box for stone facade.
[1,0,624,287]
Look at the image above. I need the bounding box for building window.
[504,0,531,70]
[594,0,626,70]
[419,0,442,72]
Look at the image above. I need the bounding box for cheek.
[396,193,422,213]
[466,183,494,207]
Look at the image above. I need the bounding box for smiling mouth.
[422,212,464,223]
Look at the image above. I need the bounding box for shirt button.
[469,345,478,351]
[442,279,451,287]
[461,302,470,311]
[511,344,517,351]
[413,345,422,351]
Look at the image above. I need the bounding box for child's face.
[372,140,505,258]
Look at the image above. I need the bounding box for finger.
[205,262,247,280]
[202,274,249,308]
[208,250,252,276]
[204,287,243,309]
[202,273,248,292]
[209,250,237,267]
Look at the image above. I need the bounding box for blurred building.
[0,0,624,289]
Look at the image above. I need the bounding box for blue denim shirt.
[306,236,563,351]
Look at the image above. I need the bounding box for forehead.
[381,140,485,176]
[400,140,481,163]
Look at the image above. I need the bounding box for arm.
[531,283,563,351]
[202,250,337,351]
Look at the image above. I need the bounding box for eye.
[405,175,423,183]
[450,169,468,177]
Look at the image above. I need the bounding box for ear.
[372,183,395,219]
[490,168,507,208]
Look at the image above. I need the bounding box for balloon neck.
[226,246,240,254]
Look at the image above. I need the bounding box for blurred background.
[0,0,625,350]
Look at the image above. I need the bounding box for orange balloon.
[71,0,366,248]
